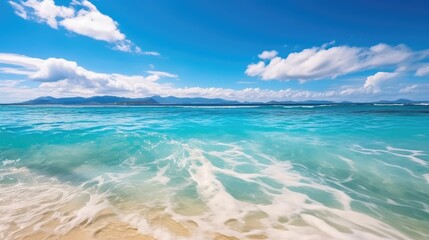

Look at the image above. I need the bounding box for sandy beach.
[15,208,247,240]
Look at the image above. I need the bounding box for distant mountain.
[151,95,239,104]
[375,99,416,104]
[13,96,429,105]
[20,96,156,105]
[17,95,239,105]
[266,100,295,104]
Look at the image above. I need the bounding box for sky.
[0,0,429,103]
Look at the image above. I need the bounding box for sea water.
[0,105,428,239]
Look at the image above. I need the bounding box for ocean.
[0,104,428,240]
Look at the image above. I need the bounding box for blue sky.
[0,0,428,103]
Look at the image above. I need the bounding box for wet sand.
[15,208,249,240]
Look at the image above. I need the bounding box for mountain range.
[16,96,239,105]
[9,96,429,105]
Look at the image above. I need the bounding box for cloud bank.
[1,53,428,103]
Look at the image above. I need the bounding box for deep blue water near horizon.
[0,105,428,239]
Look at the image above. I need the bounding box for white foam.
[376,160,421,178]
[139,140,416,240]
[386,146,427,166]
[284,105,315,108]
[373,103,404,106]
[352,145,427,166]
[176,105,260,109]
[147,165,171,185]
[283,105,333,109]
[336,155,356,170]
[56,193,109,233]
[1,159,19,166]
[0,168,109,239]
[424,174,429,184]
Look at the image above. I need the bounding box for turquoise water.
[0,105,428,239]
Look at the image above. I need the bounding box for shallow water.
[0,105,428,239]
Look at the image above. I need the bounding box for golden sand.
[13,207,252,240]
[17,208,152,240]
[5,194,273,240]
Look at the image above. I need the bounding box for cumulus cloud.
[0,53,176,96]
[8,0,153,54]
[258,50,278,60]
[245,61,266,77]
[9,0,75,29]
[363,72,398,93]
[338,69,401,96]
[60,0,125,42]
[246,43,414,81]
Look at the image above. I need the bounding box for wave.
[373,103,405,106]
[0,167,109,239]
[282,104,333,109]
[175,105,261,109]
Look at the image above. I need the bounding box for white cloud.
[8,0,149,54]
[338,69,401,95]
[399,84,419,93]
[399,84,429,94]
[245,61,266,77]
[246,43,413,81]
[0,53,177,98]
[59,0,124,42]
[10,0,74,29]
[29,58,84,82]
[416,64,429,76]
[0,67,34,75]
[0,53,43,68]
[0,79,57,103]
[237,81,256,84]
[147,71,178,79]
[258,50,278,60]
[142,51,161,56]
[8,1,29,19]
[363,71,398,93]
